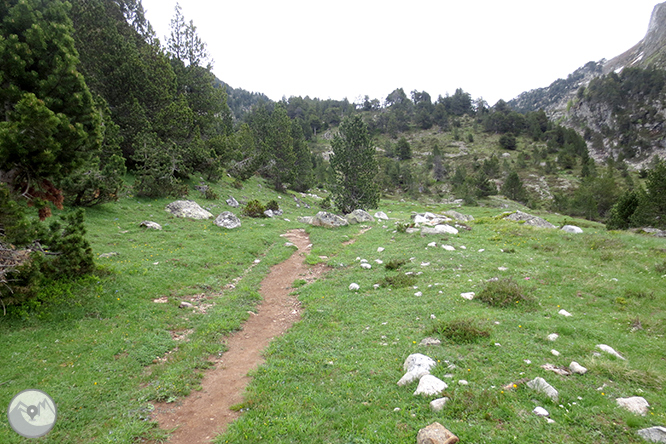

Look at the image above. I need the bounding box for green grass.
[1,178,665,443]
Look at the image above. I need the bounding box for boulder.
[226,196,239,208]
[345,209,375,224]
[349,283,360,291]
[430,397,450,412]
[596,344,626,360]
[421,225,459,235]
[414,375,448,396]
[416,422,459,444]
[214,211,241,229]
[444,210,475,222]
[397,367,430,386]
[139,221,162,230]
[165,200,213,219]
[616,396,650,416]
[404,353,437,373]
[561,225,583,234]
[638,426,666,443]
[569,361,588,374]
[264,209,274,218]
[503,211,556,229]
[527,377,559,401]
[374,211,389,220]
[311,211,349,228]
[297,216,314,225]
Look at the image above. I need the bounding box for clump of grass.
[655,260,666,274]
[396,222,415,233]
[476,278,534,308]
[624,289,655,300]
[385,258,406,270]
[426,318,491,344]
[380,273,417,288]
[291,279,307,288]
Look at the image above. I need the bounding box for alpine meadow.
[1,1,665,443]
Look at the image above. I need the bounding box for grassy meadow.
[1,176,665,443]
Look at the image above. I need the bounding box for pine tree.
[501,171,528,203]
[330,115,380,214]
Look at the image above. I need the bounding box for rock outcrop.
[214,211,241,229]
[165,200,213,220]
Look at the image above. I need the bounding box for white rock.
[428,242,437,248]
[360,263,372,269]
[442,245,456,251]
[414,215,428,224]
[373,284,380,289]
[527,377,559,401]
[397,367,430,386]
[478,249,485,253]
[349,283,360,291]
[414,291,423,297]
[533,407,550,417]
[414,375,448,396]
[422,224,458,235]
[561,225,584,234]
[360,259,368,263]
[498,266,508,271]
[458,380,469,385]
[421,262,430,267]
[377,247,385,253]
[165,200,213,219]
[616,396,650,416]
[375,259,383,264]
[596,344,626,360]
[420,337,441,346]
[430,397,450,412]
[139,220,162,230]
[638,426,666,443]
[461,292,475,300]
[558,309,573,317]
[551,349,561,356]
[569,361,588,374]
[214,211,241,229]
[547,333,559,341]
[403,353,437,373]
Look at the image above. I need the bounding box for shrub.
[320,196,332,210]
[396,222,415,233]
[204,188,218,200]
[380,273,417,288]
[476,278,534,308]
[384,259,406,270]
[427,318,491,344]
[265,200,280,212]
[232,179,243,190]
[242,200,267,218]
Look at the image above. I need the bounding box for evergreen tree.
[330,115,380,214]
[0,0,102,218]
[396,137,412,160]
[290,122,314,192]
[501,171,528,203]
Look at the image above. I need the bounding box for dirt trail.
[153,229,322,443]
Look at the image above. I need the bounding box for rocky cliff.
[509,2,666,167]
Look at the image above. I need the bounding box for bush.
[426,318,491,344]
[320,196,332,210]
[265,200,279,212]
[384,259,406,270]
[396,222,415,233]
[476,278,534,308]
[242,200,267,218]
[204,188,218,200]
[232,179,243,190]
[380,274,417,288]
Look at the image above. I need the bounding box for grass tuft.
[476,277,534,308]
[384,258,406,270]
[426,318,491,344]
[380,273,417,288]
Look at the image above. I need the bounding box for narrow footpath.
[153,229,320,443]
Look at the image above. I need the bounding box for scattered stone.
[420,337,441,346]
[404,353,437,373]
[377,247,385,252]
[551,349,561,356]
[570,361,588,374]
[345,209,375,224]
[561,225,583,234]
[442,245,456,251]
[503,211,556,229]
[533,407,550,417]
[374,211,389,220]
[99,252,119,258]
[458,380,469,385]
[428,242,438,248]
[558,309,573,317]
[349,283,360,291]
[527,377,559,401]
[264,209,274,218]
[310,211,349,228]
[547,333,559,341]
[414,291,423,297]
[214,211,241,229]
[541,363,571,376]
[617,397,650,416]
[406,227,420,234]
[421,262,430,267]
[226,196,239,208]
[165,200,213,219]
[430,397,450,412]
[416,422,459,444]
[296,216,313,224]
[375,259,383,264]
[444,210,474,222]
[397,367,431,386]
[139,220,162,230]
[422,225,458,235]
[498,266,508,271]
[360,263,372,269]
[179,301,193,309]
[461,292,475,300]
[596,344,626,360]
[638,426,666,443]
[414,375,448,396]
[153,297,168,303]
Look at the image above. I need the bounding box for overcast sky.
[140,1,660,106]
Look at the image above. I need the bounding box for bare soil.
[152,229,325,443]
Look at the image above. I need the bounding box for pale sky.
[140,0,660,106]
